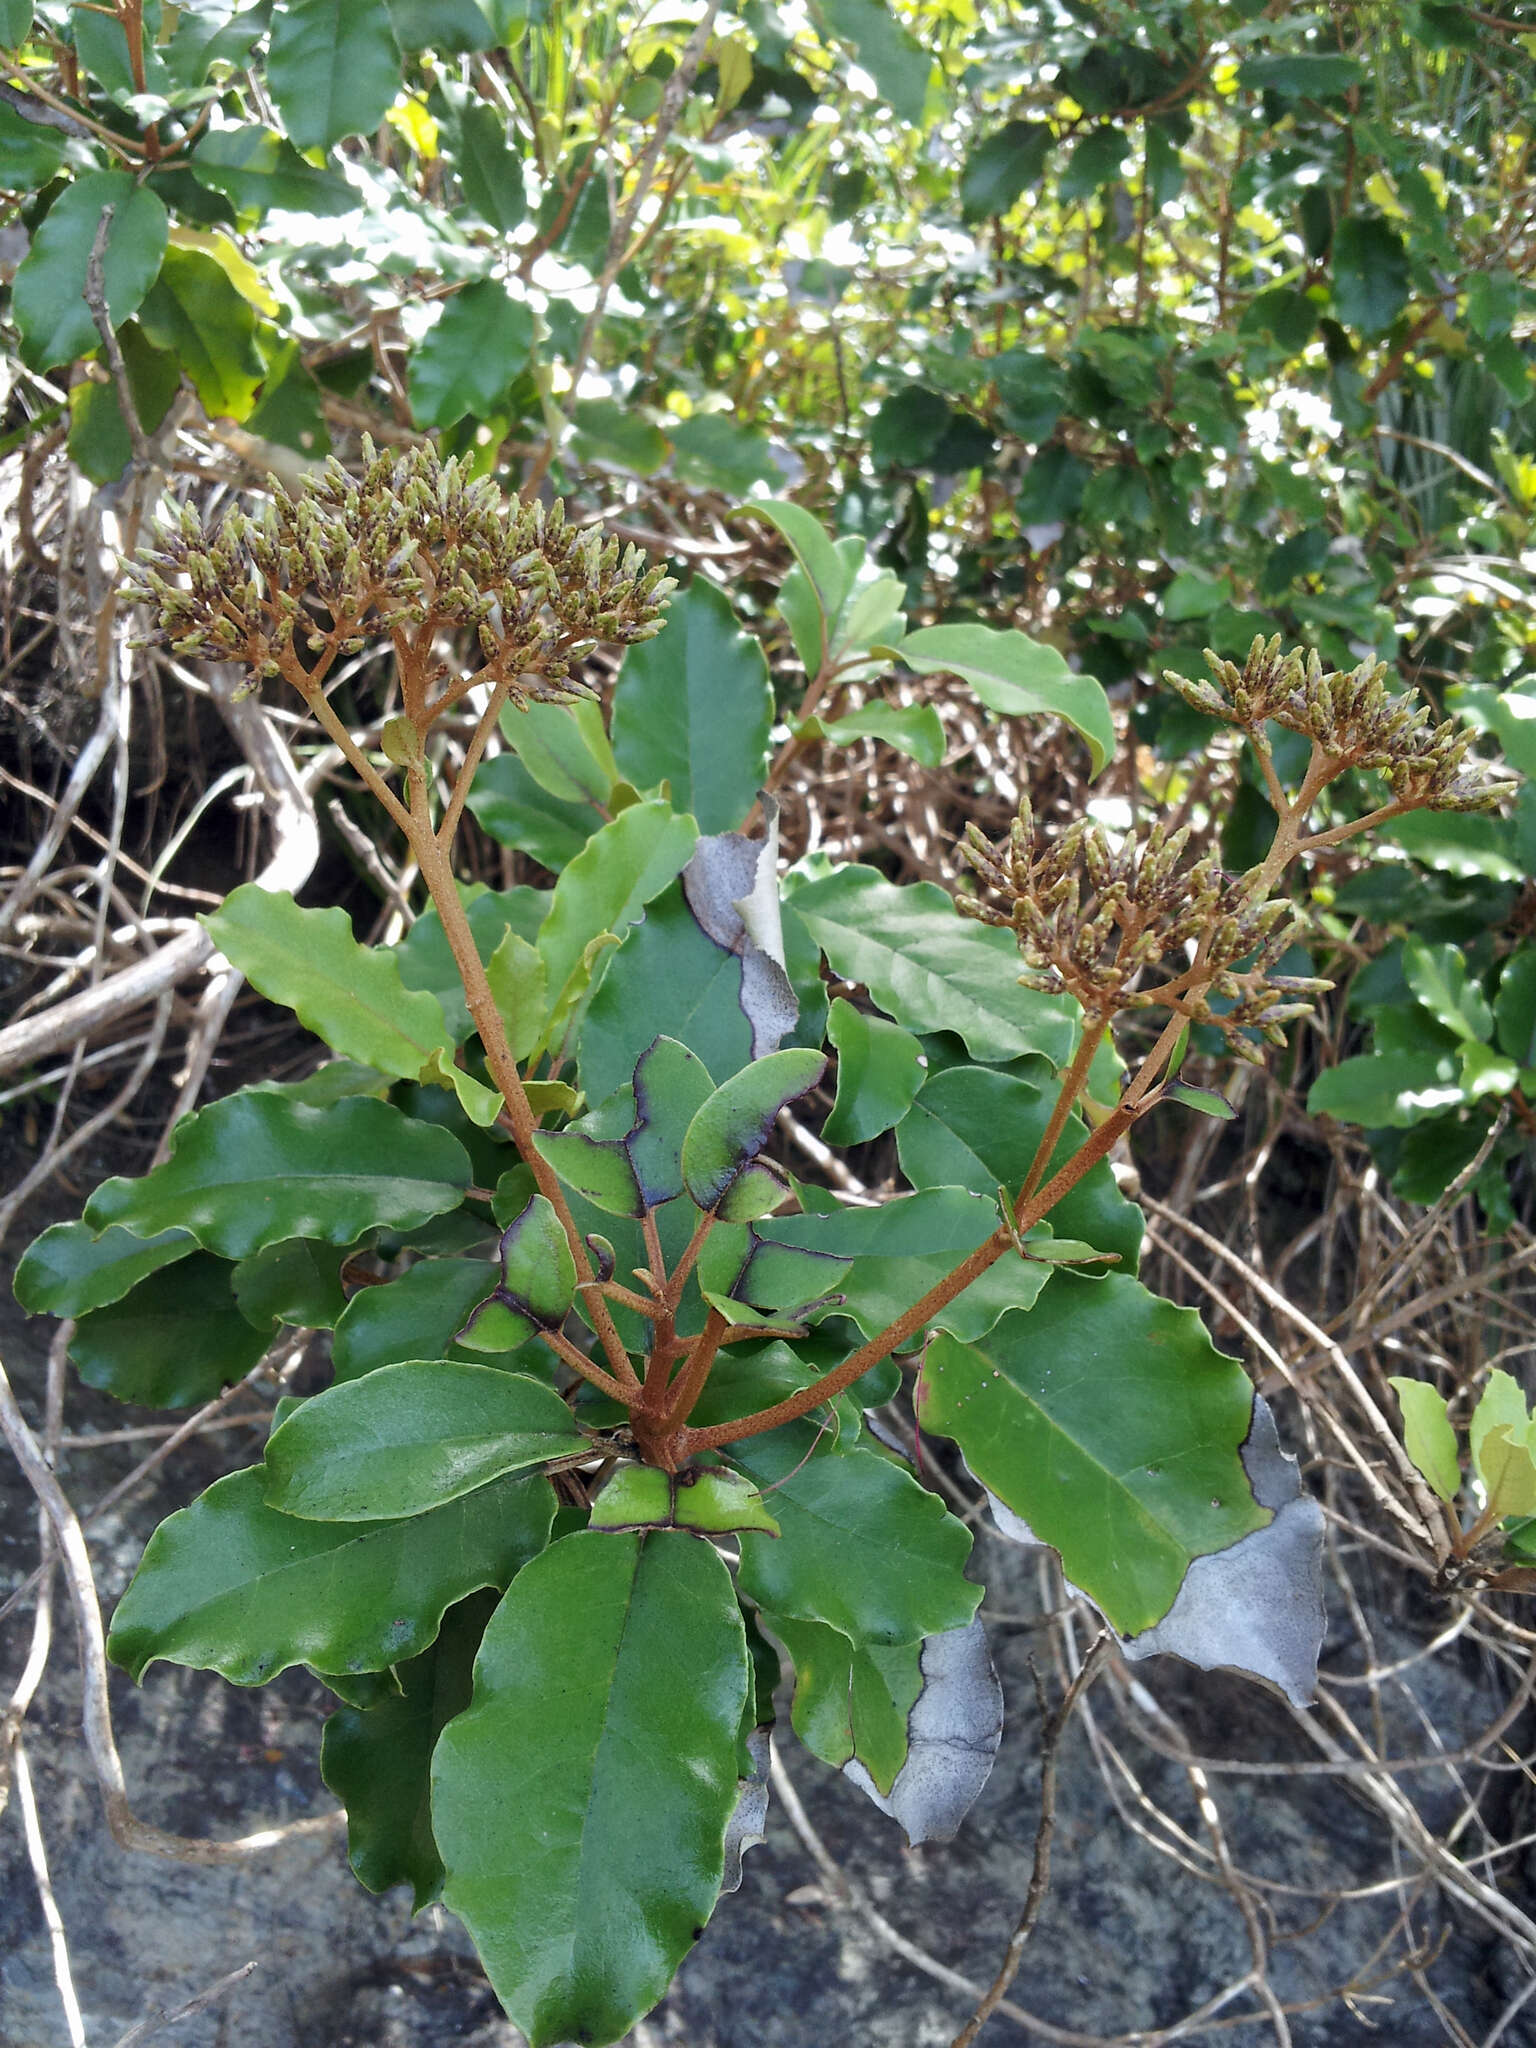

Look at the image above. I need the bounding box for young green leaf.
[740,500,855,672]
[811,701,946,770]
[457,1196,578,1349]
[433,1532,749,2048]
[264,1364,587,1520]
[681,1048,826,1213]
[894,623,1115,777]
[1388,1377,1462,1502]
[822,1000,926,1148]
[83,1093,471,1258]
[108,1466,555,1685]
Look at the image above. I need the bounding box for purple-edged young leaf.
[589,1464,779,1536]
[432,1532,748,2048]
[108,1465,555,1686]
[681,1048,826,1213]
[921,1273,1268,1636]
[627,1036,715,1208]
[457,1196,577,1351]
[83,1092,471,1259]
[682,800,798,1060]
[264,1364,587,1520]
[1162,1080,1237,1119]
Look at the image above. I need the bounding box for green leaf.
[1403,939,1493,1042]
[1387,1377,1461,1502]
[741,500,854,674]
[1469,1369,1530,1482]
[137,246,264,420]
[537,800,698,1045]
[959,119,1051,221]
[1383,810,1522,882]
[1466,268,1518,341]
[267,0,404,150]
[822,998,926,1147]
[870,386,951,470]
[612,579,773,833]
[812,701,945,769]
[769,1611,920,1793]
[1307,1050,1464,1129]
[266,1363,585,1520]
[109,1465,554,1685]
[84,1092,470,1258]
[14,1221,195,1319]
[457,100,526,231]
[670,414,779,496]
[815,0,932,126]
[432,1531,748,2048]
[321,1590,494,1910]
[204,884,457,1082]
[386,0,493,50]
[458,1195,577,1348]
[627,1036,717,1207]
[13,172,168,373]
[0,99,69,189]
[590,1465,780,1536]
[789,864,1077,1063]
[579,883,753,1105]
[1238,51,1364,98]
[332,1256,506,1382]
[1495,951,1536,1066]
[67,321,180,483]
[410,280,536,429]
[191,126,358,218]
[895,1065,1144,1270]
[894,623,1114,777]
[466,752,600,870]
[682,1048,826,1212]
[920,1274,1269,1634]
[232,1237,350,1331]
[1161,570,1228,622]
[1058,127,1131,204]
[69,1253,270,1408]
[734,1431,979,1646]
[1476,1422,1536,1518]
[502,697,618,808]
[570,398,669,476]
[1332,216,1410,337]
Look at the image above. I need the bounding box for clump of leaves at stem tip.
[121,437,677,721]
[1165,634,1516,813]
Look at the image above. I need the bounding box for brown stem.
[1016,1014,1108,1209]
[537,1325,630,1403]
[408,771,640,1392]
[659,1306,730,1433]
[436,672,518,853]
[289,668,416,839]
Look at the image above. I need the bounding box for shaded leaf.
[332,1257,506,1382]
[191,125,358,217]
[232,1238,350,1331]
[70,1253,270,1408]
[1332,215,1410,336]
[410,280,536,429]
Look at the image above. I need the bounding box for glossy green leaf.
[571,398,669,475]
[410,280,536,429]
[232,1238,350,1331]
[768,1611,919,1794]
[433,1532,748,2048]
[13,172,168,372]
[391,884,549,1044]
[822,998,926,1146]
[332,1257,510,1382]
[204,884,456,1082]
[612,578,773,833]
[1388,1377,1461,1502]
[386,0,493,51]
[627,1035,716,1208]
[458,1195,577,1348]
[14,1221,195,1319]
[959,119,1051,221]
[895,1064,1144,1269]
[109,1466,554,1684]
[137,245,264,420]
[536,1114,645,1219]
[84,1092,470,1258]
[580,883,753,1105]
[789,864,1077,1064]
[1495,951,1536,1066]
[1332,215,1410,336]
[0,100,69,189]
[1403,939,1493,1043]
[1238,51,1364,97]
[895,624,1114,777]
[265,1363,585,1519]
[191,125,358,218]
[70,1253,270,1408]
[682,1048,825,1212]
[1382,810,1521,882]
[267,0,403,150]
[1477,1423,1536,1518]
[1306,1050,1463,1129]
[734,1430,978,1646]
[537,800,698,1045]
[590,1464,779,1536]
[812,701,945,769]
[920,1273,1269,1634]
[321,1590,495,1910]
[816,0,932,126]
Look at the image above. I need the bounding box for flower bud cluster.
[1165,636,1514,813]
[123,438,676,710]
[957,799,1329,1060]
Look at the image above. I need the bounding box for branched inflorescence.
[1166,635,1515,813]
[957,802,1325,1059]
[123,437,676,719]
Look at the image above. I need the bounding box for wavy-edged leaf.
[137,245,264,420]
[332,1256,503,1382]
[409,279,536,429]
[581,882,754,1104]
[823,998,926,1146]
[682,1048,826,1213]
[108,1466,555,1685]
[321,1590,495,1910]
[70,1253,270,1408]
[733,1431,978,1646]
[265,1363,586,1519]
[895,623,1114,777]
[813,700,945,769]
[790,864,1076,1064]
[921,1274,1268,1634]
[232,1238,350,1331]
[14,1221,195,1319]
[612,579,773,832]
[433,1532,748,2047]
